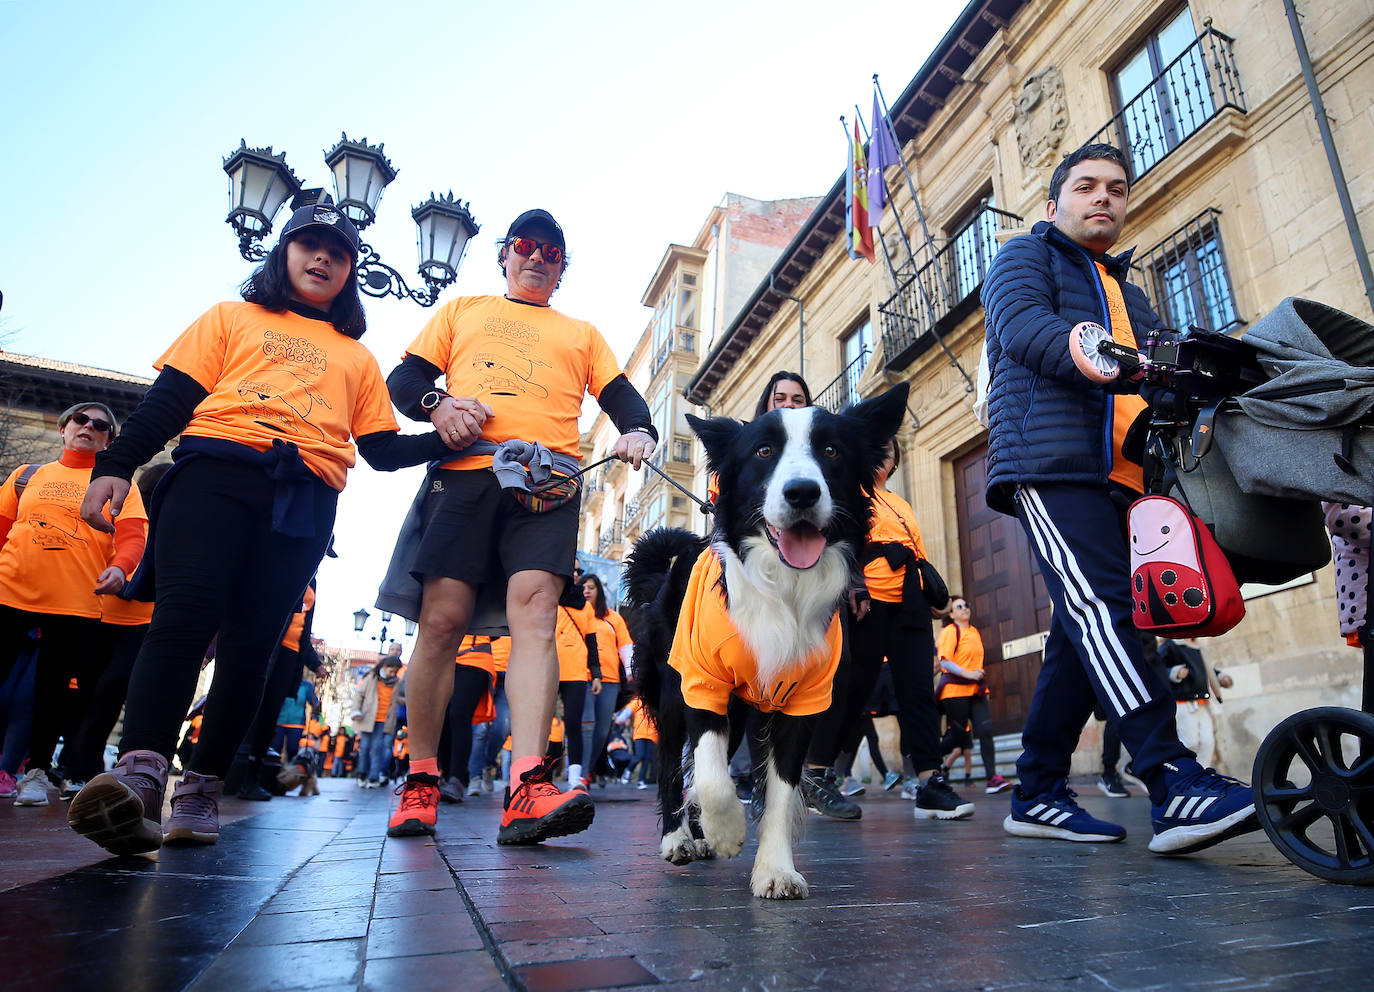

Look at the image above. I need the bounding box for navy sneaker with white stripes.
[1147,763,1258,855]
[1003,782,1126,842]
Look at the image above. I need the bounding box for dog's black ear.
[844,383,910,480]
[686,414,743,475]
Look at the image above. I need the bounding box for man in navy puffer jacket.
[981,142,1259,856]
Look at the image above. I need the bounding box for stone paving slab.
[2,776,1372,991]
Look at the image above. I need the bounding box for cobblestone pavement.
[1,775,1370,991]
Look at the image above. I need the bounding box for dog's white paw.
[699,800,747,859]
[660,826,699,865]
[751,865,809,900]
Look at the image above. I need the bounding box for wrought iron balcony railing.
[814,347,870,413]
[1133,207,1243,334]
[597,524,622,555]
[879,205,1023,371]
[1087,25,1246,183]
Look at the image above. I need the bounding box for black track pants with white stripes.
[1014,484,1194,804]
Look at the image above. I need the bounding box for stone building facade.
[683,0,1374,777]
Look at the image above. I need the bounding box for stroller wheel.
[1253,706,1374,885]
[1068,321,1121,383]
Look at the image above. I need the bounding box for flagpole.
[872,76,973,395]
[855,104,915,281]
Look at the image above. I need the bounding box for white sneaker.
[466,779,482,796]
[899,777,920,801]
[13,768,52,806]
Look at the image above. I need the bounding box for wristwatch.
[420,390,449,414]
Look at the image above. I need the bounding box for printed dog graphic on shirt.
[472,344,549,400]
[30,507,87,551]
[237,331,332,441]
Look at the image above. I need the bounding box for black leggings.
[558,680,587,765]
[439,664,490,785]
[243,645,302,761]
[845,599,940,774]
[941,694,997,778]
[58,622,147,781]
[118,459,335,778]
[0,606,118,775]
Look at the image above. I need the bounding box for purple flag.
[867,90,901,225]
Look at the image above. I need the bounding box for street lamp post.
[222,133,480,307]
[353,607,418,656]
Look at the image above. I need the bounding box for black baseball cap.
[279,203,360,254]
[505,208,565,250]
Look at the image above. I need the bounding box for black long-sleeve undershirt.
[387,353,657,441]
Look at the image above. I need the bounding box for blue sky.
[1,0,966,648]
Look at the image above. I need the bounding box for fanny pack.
[511,471,582,514]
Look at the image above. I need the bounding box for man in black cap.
[383,209,656,844]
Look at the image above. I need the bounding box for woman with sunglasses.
[68,204,457,854]
[0,401,146,807]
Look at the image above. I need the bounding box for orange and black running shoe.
[387,775,440,837]
[498,755,594,845]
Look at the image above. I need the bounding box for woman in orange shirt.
[554,591,600,790]
[0,401,147,807]
[580,573,633,785]
[70,205,455,855]
[847,439,974,820]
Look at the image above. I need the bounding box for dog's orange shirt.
[669,548,842,716]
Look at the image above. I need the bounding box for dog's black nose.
[782,478,821,509]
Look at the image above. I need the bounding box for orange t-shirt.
[374,679,396,724]
[863,490,930,603]
[555,603,597,681]
[669,548,842,716]
[587,610,632,684]
[490,635,510,674]
[1096,263,1147,495]
[404,295,624,471]
[280,585,316,650]
[628,697,658,743]
[157,301,399,491]
[455,633,497,675]
[936,622,985,701]
[0,456,148,619]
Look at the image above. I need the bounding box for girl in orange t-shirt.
[554,594,599,789]
[69,205,458,856]
[0,401,146,805]
[580,573,634,786]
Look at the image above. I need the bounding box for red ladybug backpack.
[1128,494,1245,637]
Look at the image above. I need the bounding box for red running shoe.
[387,775,440,837]
[498,755,594,845]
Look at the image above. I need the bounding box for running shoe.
[0,769,16,799]
[1098,771,1130,798]
[914,771,975,820]
[1003,782,1126,842]
[13,768,52,807]
[59,778,86,802]
[985,774,1013,795]
[163,771,222,846]
[1148,763,1259,855]
[388,775,441,837]
[840,776,866,798]
[882,771,902,792]
[899,777,920,800]
[68,750,169,855]
[801,767,862,820]
[438,777,464,804]
[498,755,594,845]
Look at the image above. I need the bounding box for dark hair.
[753,371,813,417]
[582,573,608,618]
[135,461,172,500]
[240,231,367,339]
[1048,143,1130,204]
[884,437,901,470]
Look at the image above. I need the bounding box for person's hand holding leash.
[615,430,655,469]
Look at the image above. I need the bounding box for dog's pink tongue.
[777,523,825,569]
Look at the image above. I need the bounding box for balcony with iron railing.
[651,327,699,376]
[879,205,1023,371]
[814,347,871,413]
[597,524,622,556]
[1132,207,1244,334]
[1087,24,1246,184]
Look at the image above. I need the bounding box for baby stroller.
[1072,298,1374,885]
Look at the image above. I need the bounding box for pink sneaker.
[0,769,16,799]
[985,773,1013,795]
[68,749,169,854]
[163,771,223,845]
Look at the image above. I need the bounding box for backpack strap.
[11,464,40,499]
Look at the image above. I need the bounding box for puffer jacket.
[980,220,1161,515]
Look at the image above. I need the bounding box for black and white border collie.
[627,384,907,899]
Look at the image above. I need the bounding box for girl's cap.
[280,203,360,253]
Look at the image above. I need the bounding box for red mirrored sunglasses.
[507,236,564,265]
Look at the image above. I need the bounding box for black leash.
[529,450,713,515]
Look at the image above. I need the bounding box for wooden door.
[952,443,1053,735]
